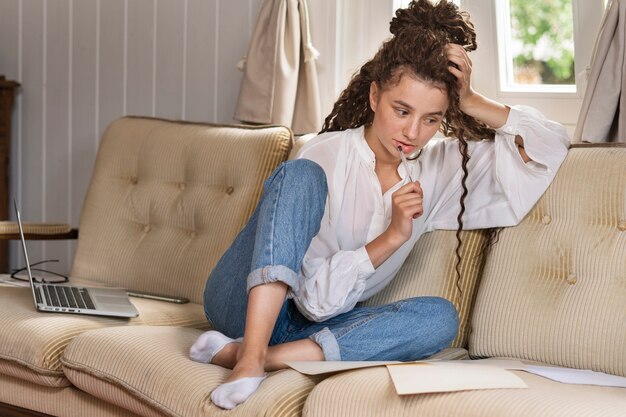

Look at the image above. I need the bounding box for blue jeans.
[204,159,458,361]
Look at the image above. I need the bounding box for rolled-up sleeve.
[492,105,570,221]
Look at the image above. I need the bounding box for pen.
[398,146,414,183]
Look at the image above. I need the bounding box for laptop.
[14,201,139,318]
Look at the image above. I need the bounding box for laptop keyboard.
[41,284,96,310]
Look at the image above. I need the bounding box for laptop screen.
[13,199,40,309]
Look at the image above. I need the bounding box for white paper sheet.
[285,357,625,393]
[386,361,527,395]
[524,365,626,388]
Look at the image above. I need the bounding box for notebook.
[14,201,139,318]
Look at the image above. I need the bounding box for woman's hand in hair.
[446,43,511,129]
[445,43,476,112]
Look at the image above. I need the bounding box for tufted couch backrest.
[470,143,626,377]
[71,117,293,304]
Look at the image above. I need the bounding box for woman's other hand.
[388,181,424,242]
[365,180,424,268]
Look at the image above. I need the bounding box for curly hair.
[320,0,497,296]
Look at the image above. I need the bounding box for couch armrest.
[0,221,78,240]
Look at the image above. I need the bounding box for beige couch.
[0,117,624,417]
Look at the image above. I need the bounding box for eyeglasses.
[10,259,69,284]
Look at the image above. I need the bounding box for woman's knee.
[433,297,459,344]
[283,159,326,181]
[404,296,459,347]
[266,159,327,198]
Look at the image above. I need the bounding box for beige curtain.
[234,0,321,135]
[574,0,626,143]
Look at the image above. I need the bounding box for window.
[464,0,607,135]
[497,0,576,93]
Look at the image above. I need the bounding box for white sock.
[189,330,242,364]
[210,376,266,410]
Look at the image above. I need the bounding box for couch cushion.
[359,229,489,348]
[302,363,626,417]
[470,145,626,376]
[61,326,322,417]
[0,284,207,387]
[0,373,142,417]
[72,118,293,305]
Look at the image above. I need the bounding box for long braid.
[454,134,471,297]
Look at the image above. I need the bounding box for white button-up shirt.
[292,105,570,322]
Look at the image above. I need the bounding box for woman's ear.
[369,81,379,112]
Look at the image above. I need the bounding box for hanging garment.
[574,0,626,143]
[234,0,321,135]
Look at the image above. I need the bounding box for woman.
[190,0,570,409]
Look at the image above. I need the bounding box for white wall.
[0,0,362,274]
[0,0,265,273]
[336,0,393,92]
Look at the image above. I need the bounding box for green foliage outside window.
[510,0,575,85]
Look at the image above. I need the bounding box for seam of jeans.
[332,313,377,339]
[266,186,276,266]
[333,301,405,340]
[268,165,287,265]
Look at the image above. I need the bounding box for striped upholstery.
[71,117,293,305]
[0,373,142,417]
[359,229,489,348]
[62,326,323,417]
[301,364,626,417]
[0,118,291,393]
[0,282,208,387]
[3,129,623,417]
[470,145,626,377]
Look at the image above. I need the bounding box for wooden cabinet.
[0,76,20,272]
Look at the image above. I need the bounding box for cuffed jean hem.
[309,327,341,361]
[246,265,301,293]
